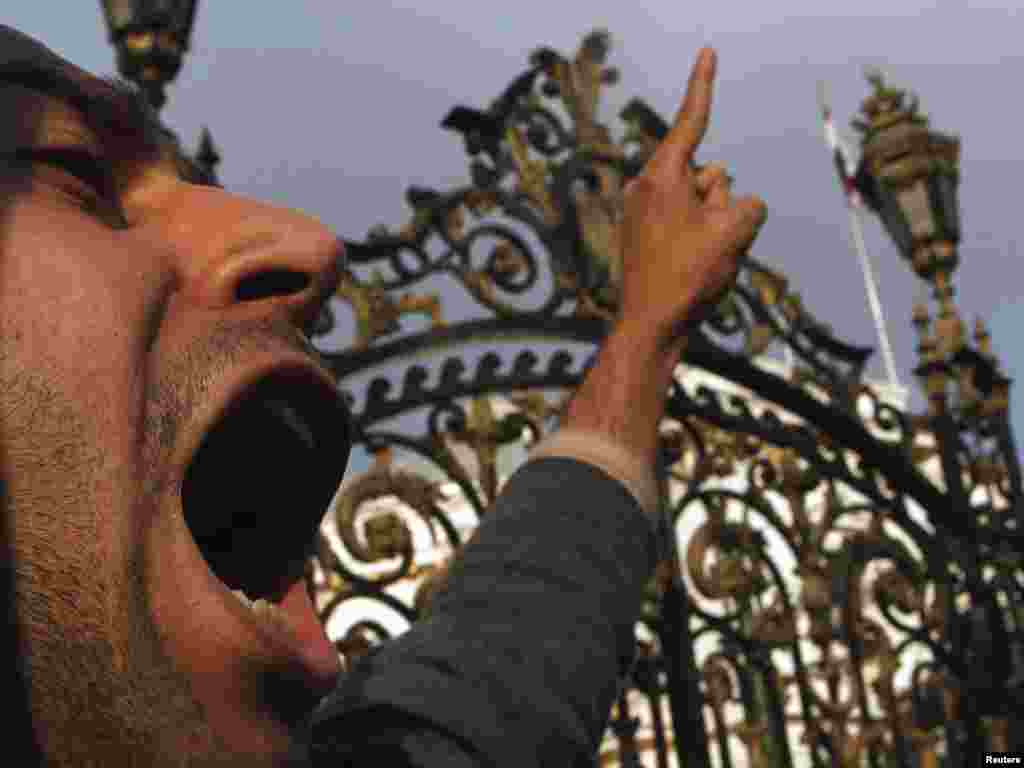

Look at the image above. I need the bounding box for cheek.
[0,202,171,563]
[1,202,165,401]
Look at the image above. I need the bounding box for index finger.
[648,47,717,178]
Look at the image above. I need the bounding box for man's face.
[1,28,350,766]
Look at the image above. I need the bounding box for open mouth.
[181,367,351,608]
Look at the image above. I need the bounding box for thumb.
[722,196,767,256]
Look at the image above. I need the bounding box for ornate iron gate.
[300,30,1023,768]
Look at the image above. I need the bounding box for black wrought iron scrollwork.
[304,28,1024,768]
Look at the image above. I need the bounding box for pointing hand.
[618,48,767,352]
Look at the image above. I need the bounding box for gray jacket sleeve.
[309,456,660,767]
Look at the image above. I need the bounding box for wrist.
[615,300,697,361]
[609,318,687,377]
[564,325,681,465]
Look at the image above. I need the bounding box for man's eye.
[21,147,127,226]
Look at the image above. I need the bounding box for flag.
[818,81,863,207]
[819,81,880,213]
[816,81,900,389]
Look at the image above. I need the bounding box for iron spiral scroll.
[304,29,1023,768]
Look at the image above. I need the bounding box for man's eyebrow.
[0,61,167,159]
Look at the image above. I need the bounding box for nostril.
[235,269,311,302]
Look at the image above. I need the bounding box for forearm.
[566,325,682,465]
[528,323,683,520]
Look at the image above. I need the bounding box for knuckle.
[696,166,726,187]
[706,163,728,179]
[628,173,663,201]
[712,215,735,237]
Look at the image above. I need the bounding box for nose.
[166,184,344,333]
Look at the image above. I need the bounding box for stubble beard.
[3,315,321,766]
[3,364,231,767]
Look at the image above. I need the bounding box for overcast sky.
[8,1,1024,469]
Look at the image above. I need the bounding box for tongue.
[277,578,341,684]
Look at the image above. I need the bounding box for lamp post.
[98,0,219,185]
[854,71,961,274]
[99,0,196,110]
[852,72,1023,763]
[854,73,1015,457]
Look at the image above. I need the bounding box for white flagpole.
[818,81,901,391]
[848,203,901,389]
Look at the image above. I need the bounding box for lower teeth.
[231,589,291,633]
